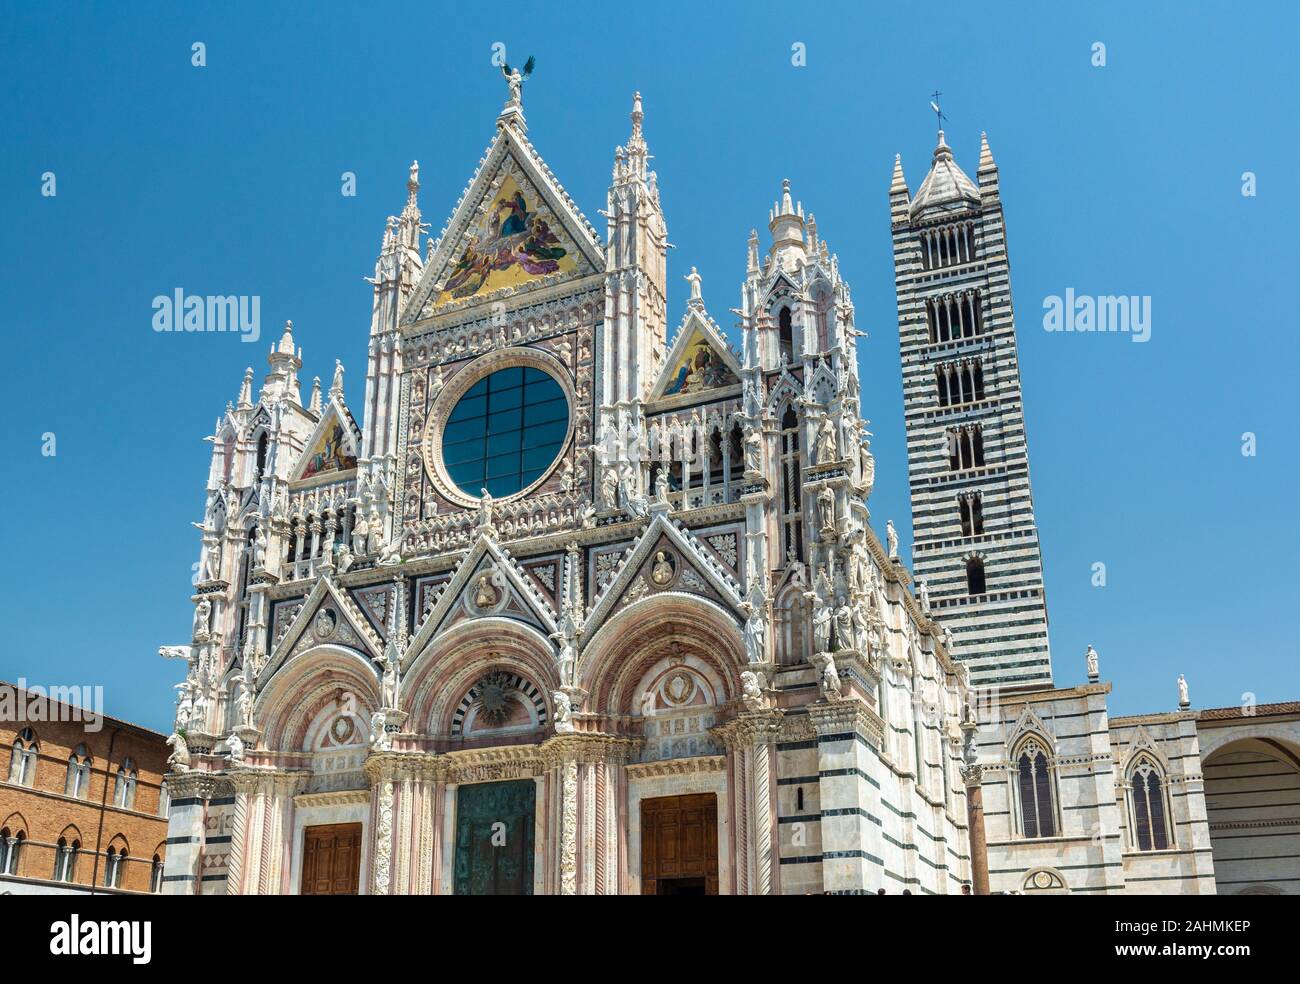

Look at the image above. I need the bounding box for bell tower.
[891,129,1053,689]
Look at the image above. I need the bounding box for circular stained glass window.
[442,366,569,498]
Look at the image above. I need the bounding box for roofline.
[0,680,169,740]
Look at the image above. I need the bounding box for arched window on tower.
[778,306,794,364]
[9,727,38,786]
[778,406,803,562]
[1129,756,1171,851]
[959,493,984,537]
[1015,738,1058,838]
[966,556,987,596]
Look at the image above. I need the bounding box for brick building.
[1,682,170,894]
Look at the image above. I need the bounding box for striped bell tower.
[890,129,1053,689]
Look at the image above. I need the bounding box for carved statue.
[1086,645,1099,681]
[253,528,267,569]
[335,543,353,574]
[351,513,370,555]
[158,645,190,661]
[379,647,400,709]
[190,688,210,733]
[639,690,656,718]
[166,731,191,772]
[477,489,494,530]
[1177,674,1189,708]
[474,572,498,608]
[886,520,899,561]
[804,570,834,655]
[553,691,574,733]
[377,535,402,567]
[369,709,391,751]
[192,597,211,642]
[234,674,255,728]
[918,578,931,614]
[173,682,194,732]
[815,414,838,464]
[859,442,876,495]
[600,468,619,510]
[834,598,856,652]
[655,469,670,504]
[740,670,765,709]
[651,551,674,586]
[817,485,835,535]
[500,55,535,108]
[227,731,245,762]
[814,652,842,699]
[738,428,759,477]
[742,605,766,664]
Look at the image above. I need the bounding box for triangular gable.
[766,369,803,416]
[581,513,744,650]
[404,125,605,323]
[650,308,742,401]
[257,575,384,687]
[350,582,397,642]
[1006,705,1056,754]
[291,398,360,484]
[402,532,558,670]
[1119,724,1170,772]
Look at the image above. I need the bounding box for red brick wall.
[1,689,170,893]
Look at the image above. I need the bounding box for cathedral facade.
[157,78,1299,896]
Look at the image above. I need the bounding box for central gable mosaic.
[432,172,577,308]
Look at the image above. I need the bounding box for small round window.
[442,366,569,498]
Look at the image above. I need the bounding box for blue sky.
[2,2,1296,731]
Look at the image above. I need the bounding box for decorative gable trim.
[580,512,744,650]
[403,531,558,669]
[403,124,605,326]
[648,306,743,404]
[258,575,384,687]
[289,397,361,486]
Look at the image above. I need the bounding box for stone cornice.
[625,755,726,778]
[711,709,784,749]
[806,698,885,746]
[295,789,371,808]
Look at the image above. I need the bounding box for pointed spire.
[276,319,295,356]
[262,320,303,407]
[746,229,760,275]
[329,359,345,402]
[625,91,649,180]
[909,131,980,217]
[236,367,254,410]
[768,178,806,264]
[891,154,908,193]
[308,376,322,414]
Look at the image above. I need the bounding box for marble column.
[714,709,783,895]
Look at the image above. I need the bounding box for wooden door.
[453,779,536,895]
[300,822,362,895]
[641,793,719,895]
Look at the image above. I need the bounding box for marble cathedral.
[158,74,1299,896]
